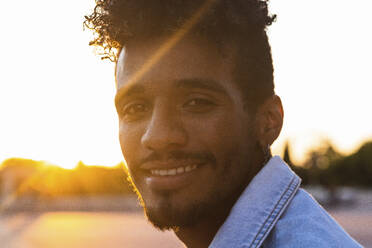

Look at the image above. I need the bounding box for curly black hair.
[84,0,276,110]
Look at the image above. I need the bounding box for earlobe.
[257,95,284,147]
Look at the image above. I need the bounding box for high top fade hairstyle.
[84,0,276,113]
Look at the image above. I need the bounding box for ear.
[255,95,284,148]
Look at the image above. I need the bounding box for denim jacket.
[209,156,362,248]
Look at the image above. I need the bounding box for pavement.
[0,189,371,248]
[0,210,371,248]
[0,212,183,248]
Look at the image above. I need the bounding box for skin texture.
[115,35,283,248]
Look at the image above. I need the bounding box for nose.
[141,103,187,152]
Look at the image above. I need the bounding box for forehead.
[115,36,236,94]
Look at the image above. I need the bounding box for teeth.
[150,164,198,176]
[185,165,192,172]
[168,168,177,175]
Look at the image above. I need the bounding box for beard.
[142,191,209,231]
[126,130,263,231]
[138,188,239,231]
[128,171,230,231]
[129,151,260,231]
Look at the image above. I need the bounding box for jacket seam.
[249,175,300,248]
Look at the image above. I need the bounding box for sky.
[0,0,371,169]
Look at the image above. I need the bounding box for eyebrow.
[175,78,227,94]
[115,78,227,106]
[115,83,145,106]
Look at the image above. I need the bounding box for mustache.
[138,150,216,167]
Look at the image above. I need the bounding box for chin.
[138,184,234,231]
[143,195,206,231]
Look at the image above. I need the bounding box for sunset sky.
[1,0,371,169]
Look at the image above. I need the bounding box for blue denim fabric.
[209,156,362,248]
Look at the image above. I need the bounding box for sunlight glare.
[0,0,371,167]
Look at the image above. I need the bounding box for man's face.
[115,36,261,229]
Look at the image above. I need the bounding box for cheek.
[187,113,245,155]
[119,124,145,186]
[118,123,142,164]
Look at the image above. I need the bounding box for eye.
[183,98,216,113]
[121,102,149,121]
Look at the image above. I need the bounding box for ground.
[0,189,371,248]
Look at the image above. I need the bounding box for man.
[85,0,362,247]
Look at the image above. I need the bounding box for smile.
[142,162,207,190]
[150,164,198,176]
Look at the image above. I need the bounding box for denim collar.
[209,156,301,248]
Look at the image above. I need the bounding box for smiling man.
[85,0,361,247]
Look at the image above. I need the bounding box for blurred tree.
[283,142,293,166]
[282,142,310,185]
[330,141,372,187]
[287,139,372,189]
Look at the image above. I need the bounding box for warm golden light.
[116,0,217,95]
[12,212,182,248]
[0,0,371,167]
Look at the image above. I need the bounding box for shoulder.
[263,189,362,248]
